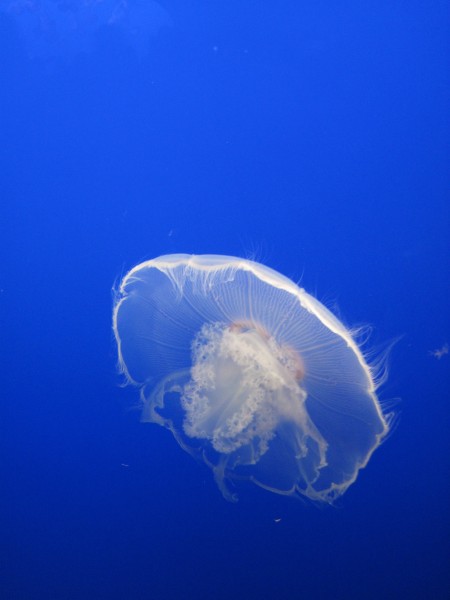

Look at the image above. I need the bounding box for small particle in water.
[429,343,448,359]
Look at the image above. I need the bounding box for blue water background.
[1,2,449,599]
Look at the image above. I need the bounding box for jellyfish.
[113,254,391,503]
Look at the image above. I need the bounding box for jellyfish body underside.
[113,254,390,503]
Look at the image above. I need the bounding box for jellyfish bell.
[113,254,391,503]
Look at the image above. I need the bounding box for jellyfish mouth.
[180,321,311,459]
[229,320,270,338]
[228,321,305,383]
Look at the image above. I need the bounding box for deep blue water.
[1,2,449,599]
